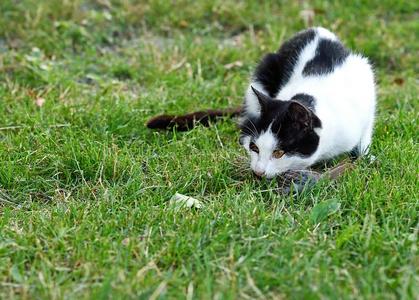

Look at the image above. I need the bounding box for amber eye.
[272,149,285,159]
[249,142,259,153]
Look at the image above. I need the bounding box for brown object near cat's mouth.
[275,159,355,195]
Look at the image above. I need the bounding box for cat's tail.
[146,107,242,131]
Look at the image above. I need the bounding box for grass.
[0,0,418,299]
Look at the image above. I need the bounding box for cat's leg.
[359,122,373,155]
[350,119,374,161]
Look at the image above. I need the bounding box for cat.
[147,27,376,179]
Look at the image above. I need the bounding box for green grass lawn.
[0,0,418,299]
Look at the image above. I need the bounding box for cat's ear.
[311,113,321,128]
[287,101,321,128]
[251,86,271,114]
[287,101,310,126]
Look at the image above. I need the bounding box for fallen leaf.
[169,58,187,72]
[170,193,203,209]
[313,8,326,14]
[35,97,45,107]
[300,9,315,26]
[224,61,243,70]
[74,261,82,268]
[310,199,341,224]
[179,20,189,28]
[97,0,112,9]
[393,77,404,86]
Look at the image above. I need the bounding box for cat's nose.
[253,170,265,178]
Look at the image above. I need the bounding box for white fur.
[244,81,265,118]
[244,27,376,177]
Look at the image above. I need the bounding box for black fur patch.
[254,29,316,97]
[240,89,322,157]
[291,93,316,110]
[303,39,349,76]
[349,146,360,160]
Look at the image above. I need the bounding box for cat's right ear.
[250,86,271,114]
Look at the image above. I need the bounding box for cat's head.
[239,86,322,178]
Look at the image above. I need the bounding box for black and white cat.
[147,27,376,178]
[239,27,376,178]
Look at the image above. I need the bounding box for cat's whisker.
[247,119,259,137]
[276,123,282,135]
[241,123,258,139]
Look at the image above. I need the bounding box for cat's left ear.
[287,101,321,128]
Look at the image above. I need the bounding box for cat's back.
[253,27,375,103]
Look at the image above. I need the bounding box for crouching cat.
[147,27,376,179]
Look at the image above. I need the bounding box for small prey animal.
[147,27,376,179]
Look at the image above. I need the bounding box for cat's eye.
[272,149,285,159]
[249,142,259,153]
